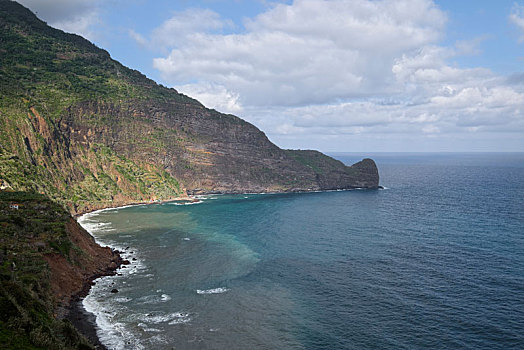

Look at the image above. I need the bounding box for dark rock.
[110,289,118,293]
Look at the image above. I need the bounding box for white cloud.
[18,0,102,40]
[50,11,100,40]
[152,8,231,49]
[175,83,243,113]
[510,3,524,42]
[143,0,524,151]
[152,0,446,106]
[129,29,148,47]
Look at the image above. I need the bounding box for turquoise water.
[79,153,524,349]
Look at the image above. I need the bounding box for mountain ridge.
[0,0,379,215]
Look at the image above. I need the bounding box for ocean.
[78,153,524,349]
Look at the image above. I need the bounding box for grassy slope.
[0,0,190,212]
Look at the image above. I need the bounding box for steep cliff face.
[0,0,379,214]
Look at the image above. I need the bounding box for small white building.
[9,204,19,210]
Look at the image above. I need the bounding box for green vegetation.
[0,0,199,116]
[0,191,93,349]
[0,0,192,213]
[0,142,183,213]
[285,149,358,176]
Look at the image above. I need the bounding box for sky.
[17,0,524,152]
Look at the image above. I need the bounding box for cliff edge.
[0,191,121,349]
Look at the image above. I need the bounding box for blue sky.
[18,0,524,152]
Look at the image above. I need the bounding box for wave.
[113,296,132,303]
[77,220,116,235]
[136,312,190,324]
[136,295,162,304]
[137,323,162,333]
[83,285,145,350]
[78,213,149,349]
[168,312,191,325]
[80,204,143,219]
[196,287,229,294]
[169,200,203,206]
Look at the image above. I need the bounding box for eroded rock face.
[44,218,122,308]
[348,158,380,188]
[58,100,379,195]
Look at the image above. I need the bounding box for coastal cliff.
[0,191,120,349]
[0,0,378,215]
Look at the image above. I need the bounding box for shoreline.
[71,203,155,349]
[67,301,108,350]
[73,186,383,217]
[73,194,194,218]
[68,188,382,349]
[68,206,138,349]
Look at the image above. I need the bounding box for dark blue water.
[80,153,524,349]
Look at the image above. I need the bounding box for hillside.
[0,0,378,214]
[0,191,121,349]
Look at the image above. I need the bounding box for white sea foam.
[137,323,162,333]
[78,220,116,234]
[171,200,203,206]
[79,204,139,221]
[83,291,145,350]
[196,287,229,294]
[135,312,190,325]
[161,294,171,301]
[113,297,132,303]
[149,334,169,345]
[136,295,163,304]
[77,211,149,350]
[168,312,191,325]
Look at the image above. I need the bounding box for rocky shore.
[0,191,125,349]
